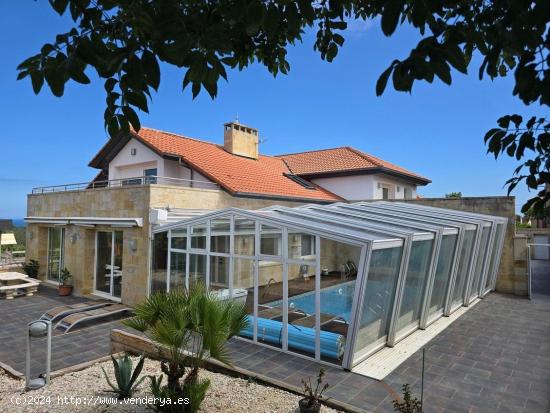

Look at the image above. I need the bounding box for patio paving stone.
[1,260,549,412]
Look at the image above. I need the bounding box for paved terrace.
[1,262,549,412]
[215,260,550,413]
[0,285,124,376]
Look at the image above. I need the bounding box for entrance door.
[95,231,123,298]
[47,227,64,282]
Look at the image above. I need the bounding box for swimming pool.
[267,282,356,322]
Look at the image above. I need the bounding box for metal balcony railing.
[31,175,219,194]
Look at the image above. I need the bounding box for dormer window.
[283,173,316,190]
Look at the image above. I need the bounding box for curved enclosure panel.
[150,201,506,369]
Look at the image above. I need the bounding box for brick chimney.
[223,122,259,159]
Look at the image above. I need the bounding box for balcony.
[31,175,219,194]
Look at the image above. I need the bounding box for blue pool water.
[267,282,355,322]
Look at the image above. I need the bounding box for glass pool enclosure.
[150,202,507,369]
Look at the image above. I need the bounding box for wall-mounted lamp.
[29,231,34,241]
[129,239,138,252]
[130,148,137,156]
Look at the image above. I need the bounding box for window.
[260,224,282,256]
[170,252,186,291]
[171,229,187,250]
[144,168,157,184]
[190,225,206,249]
[301,235,314,256]
[395,239,434,335]
[288,232,316,259]
[151,232,168,293]
[211,219,230,253]
[283,173,316,190]
[234,218,255,256]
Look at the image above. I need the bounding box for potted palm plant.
[58,268,73,296]
[299,368,330,413]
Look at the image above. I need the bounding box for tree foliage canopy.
[18,0,550,211]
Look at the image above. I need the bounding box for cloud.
[344,17,376,37]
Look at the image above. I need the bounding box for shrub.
[299,367,330,411]
[101,354,146,399]
[124,284,248,413]
[393,384,422,413]
[59,268,72,285]
[23,259,39,278]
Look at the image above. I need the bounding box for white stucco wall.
[311,174,417,201]
[107,138,215,187]
[109,138,163,181]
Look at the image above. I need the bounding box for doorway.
[95,231,123,299]
[47,227,64,283]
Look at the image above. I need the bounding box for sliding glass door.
[95,231,123,298]
[47,227,65,282]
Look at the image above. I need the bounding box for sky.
[0,2,543,218]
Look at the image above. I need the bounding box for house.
[25,122,429,306]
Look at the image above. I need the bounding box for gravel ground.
[0,358,339,413]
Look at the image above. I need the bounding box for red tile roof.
[129,128,342,202]
[278,147,430,183]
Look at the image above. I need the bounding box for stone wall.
[27,186,151,306]
[516,227,550,260]
[148,185,306,210]
[26,185,312,306]
[391,196,523,296]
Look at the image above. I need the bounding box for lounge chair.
[40,300,111,323]
[54,304,131,333]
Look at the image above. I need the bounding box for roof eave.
[231,191,339,204]
[296,167,431,186]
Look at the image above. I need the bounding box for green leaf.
[68,66,91,84]
[49,0,69,15]
[381,0,403,36]
[264,4,280,35]
[122,106,141,132]
[333,34,345,47]
[142,50,160,91]
[106,115,120,138]
[44,68,65,97]
[326,43,338,62]
[30,71,44,94]
[104,78,118,92]
[392,65,413,92]
[191,82,201,99]
[376,63,395,96]
[124,91,148,113]
[433,60,451,85]
[445,44,467,74]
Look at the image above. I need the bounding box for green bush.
[102,354,146,400]
[393,384,422,413]
[23,259,39,278]
[124,284,248,413]
[59,268,72,285]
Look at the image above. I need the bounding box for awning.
[149,208,211,225]
[24,217,143,227]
